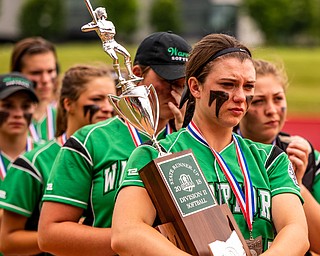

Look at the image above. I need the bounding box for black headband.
[194,47,251,78]
[179,47,251,109]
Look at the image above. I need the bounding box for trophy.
[82,1,252,255]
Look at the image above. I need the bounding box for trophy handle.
[108,94,150,133]
[147,84,159,133]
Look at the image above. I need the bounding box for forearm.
[1,230,41,255]
[261,222,308,256]
[301,185,320,253]
[112,222,190,256]
[38,221,115,256]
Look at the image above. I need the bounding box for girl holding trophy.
[111,34,309,255]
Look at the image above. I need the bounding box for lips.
[265,120,279,127]
[229,107,244,116]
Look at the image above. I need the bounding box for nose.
[265,101,277,115]
[100,99,114,116]
[11,106,25,118]
[232,87,246,103]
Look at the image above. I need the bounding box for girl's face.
[21,52,57,102]
[0,91,35,136]
[68,76,116,127]
[240,74,287,144]
[191,57,255,129]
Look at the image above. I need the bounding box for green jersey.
[311,153,320,202]
[42,116,169,228]
[29,105,57,142]
[0,139,61,231]
[119,128,302,252]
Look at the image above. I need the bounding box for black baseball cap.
[134,31,191,81]
[0,72,38,102]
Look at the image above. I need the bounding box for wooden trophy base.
[139,150,250,256]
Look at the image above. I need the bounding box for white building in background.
[0,0,264,46]
[0,0,24,41]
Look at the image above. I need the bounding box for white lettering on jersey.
[259,190,271,220]
[46,183,53,191]
[128,168,138,176]
[0,190,6,199]
[104,163,117,193]
[287,162,299,187]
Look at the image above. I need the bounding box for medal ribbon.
[46,105,55,140]
[126,121,172,148]
[126,120,143,147]
[29,105,55,142]
[58,133,67,146]
[29,123,40,142]
[0,137,34,180]
[187,120,254,231]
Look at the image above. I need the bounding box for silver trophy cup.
[82,0,165,155]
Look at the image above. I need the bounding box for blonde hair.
[253,59,289,92]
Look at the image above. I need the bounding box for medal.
[246,236,262,255]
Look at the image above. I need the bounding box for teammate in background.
[0,73,40,255]
[38,31,191,255]
[11,37,59,142]
[235,59,320,254]
[0,64,115,256]
[111,34,309,255]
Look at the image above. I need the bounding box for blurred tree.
[243,0,320,45]
[19,0,65,41]
[97,0,138,42]
[150,0,182,33]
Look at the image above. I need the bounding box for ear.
[63,98,75,114]
[189,77,201,99]
[132,65,142,77]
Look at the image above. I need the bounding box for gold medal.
[246,236,262,255]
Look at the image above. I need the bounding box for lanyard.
[126,120,172,147]
[187,120,255,231]
[0,137,34,180]
[29,105,55,142]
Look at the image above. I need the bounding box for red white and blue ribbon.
[126,120,143,147]
[58,133,68,146]
[29,105,55,142]
[29,123,40,142]
[187,120,255,231]
[0,137,34,180]
[126,121,173,148]
[46,105,55,140]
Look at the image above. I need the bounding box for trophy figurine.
[82,1,251,255]
[82,0,140,83]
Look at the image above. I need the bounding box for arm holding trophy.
[111,33,309,255]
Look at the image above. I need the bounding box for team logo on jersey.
[287,162,299,187]
[179,174,195,192]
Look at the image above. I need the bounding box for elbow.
[111,230,129,255]
[38,224,51,253]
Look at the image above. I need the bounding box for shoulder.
[73,116,125,144]
[234,133,286,166]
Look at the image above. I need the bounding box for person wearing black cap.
[133,31,191,131]
[0,72,41,251]
[37,32,191,255]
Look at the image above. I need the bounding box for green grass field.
[1,42,320,116]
